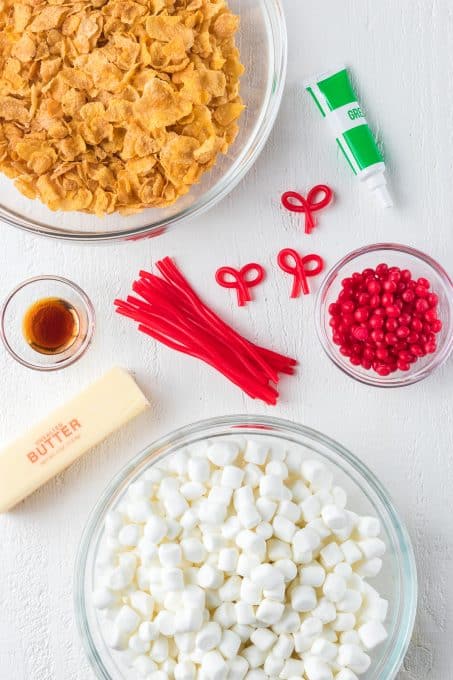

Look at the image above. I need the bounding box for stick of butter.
[0,367,149,512]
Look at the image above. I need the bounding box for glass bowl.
[0,275,95,370]
[0,0,287,243]
[75,415,417,680]
[315,243,453,388]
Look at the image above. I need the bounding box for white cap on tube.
[364,172,393,208]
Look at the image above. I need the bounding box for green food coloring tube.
[305,66,392,208]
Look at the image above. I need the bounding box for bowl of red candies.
[315,243,453,387]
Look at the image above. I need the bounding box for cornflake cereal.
[0,0,244,215]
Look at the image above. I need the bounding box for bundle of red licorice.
[114,258,297,405]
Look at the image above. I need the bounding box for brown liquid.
[22,297,79,355]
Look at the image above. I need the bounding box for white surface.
[0,1,452,678]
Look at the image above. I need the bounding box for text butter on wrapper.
[305,66,393,208]
[0,367,149,512]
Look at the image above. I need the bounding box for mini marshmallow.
[357,516,381,538]
[219,575,241,602]
[301,460,333,490]
[244,463,263,488]
[174,660,196,680]
[323,573,347,602]
[180,482,205,501]
[105,511,123,536]
[213,603,236,628]
[180,509,198,531]
[116,606,140,635]
[255,522,273,539]
[303,656,333,680]
[263,581,286,602]
[290,479,311,502]
[233,624,254,641]
[138,621,159,642]
[196,622,222,651]
[251,564,284,590]
[307,518,332,540]
[218,547,239,572]
[162,567,184,591]
[358,621,388,650]
[236,530,266,557]
[273,633,294,659]
[300,564,326,587]
[250,628,277,651]
[236,553,261,577]
[293,528,321,554]
[332,613,356,632]
[312,598,337,624]
[242,645,266,669]
[198,500,227,525]
[335,671,359,680]
[244,440,269,465]
[361,596,388,622]
[129,633,149,654]
[311,637,338,662]
[118,524,141,547]
[265,460,288,478]
[238,503,261,529]
[218,630,241,659]
[321,504,349,531]
[240,578,262,605]
[127,498,153,523]
[263,655,284,676]
[158,542,181,568]
[130,590,154,618]
[267,538,292,561]
[155,610,176,636]
[228,657,249,680]
[197,564,223,589]
[202,530,224,553]
[207,440,239,467]
[93,587,117,610]
[187,457,210,483]
[181,537,206,564]
[221,465,245,489]
[278,500,300,522]
[259,474,285,501]
[175,632,196,653]
[320,542,344,569]
[300,495,322,522]
[235,601,256,625]
[341,540,362,565]
[255,599,284,625]
[134,655,158,677]
[200,650,228,680]
[182,584,206,610]
[164,492,189,519]
[255,497,277,521]
[356,557,383,578]
[150,637,168,662]
[221,516,241,540]
[273,515,296,542]
[337,644,371,674]
[291,585,317,612]
[334,562,353,579]
[332,485,348,508]
[208,485,233,506]
[293,631,314,654]
[280,659,305,679]
[357,538,386,560]
[275,559,297,582]
[337,589,362,613]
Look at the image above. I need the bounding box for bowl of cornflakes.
[0,0,287,242]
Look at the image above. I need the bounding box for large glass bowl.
[0,1,286,243]
[315,243,453,388]
[75,415,417,680]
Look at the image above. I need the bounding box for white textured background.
[1,0,452,678]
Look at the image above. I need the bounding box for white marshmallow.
[180,481,205,501]
[332,485,348,508]
[207,440,239,467]
[263,655,284,676]
[118,524,141,547]
[356,557,383,578]
[227,657,249,680]
[291,585,317,612]
[341,540,362,564]
[93,587,117,610]
[300,495,322,522]
[127,498,153,523]
[323,573,347,602]
[182,584,206,610]
[357,538,386,560]
[175,632,196,653]
[158,543,181,567]
[244,463,263,488]
[250,628,277,651]
[236,553,261,577]
[200,650,228,680]
[275,558,297,582]
[337,589,362,613]
[130,590,154,618]
[238,503,261,529]
[303,656,333,680]
[335,671,359,680]
[311,637,338,661]
[234,485,254,509]
[358,621,388,649]
[221,516,241,540]
[259,475,285,501]
[300,564,326,587]
[235,601,256,625]
[174,660,196,680]
[134,655,158,677]
[138,621,159,642]
[242,644,266,669]
[312,598,337,624]
[267,538,292,561]
[281,659,305,679]
[219,575,241,602]
[116,606,140,635]
[361,596,388,622]
[255,599,284,625]
[233,624,254,641]
[244,440,269,465]
[293,528,321,555]
[236,530,265,557]
[187,457,210,483]
[208,485,233,506]
[290,480,311,502]
[321,504,349,531]
[273,633,294,658]
[155,610,176,636]
[221,465,245,489]
[357,516,381,538]
[332,613,356,632]
[196,622,222,651]
[198,500,227,525]
[218,547,239,572]
[197,564,223,589]
[128,633,149,654]
[255,521,273,539]
[181,537,206,564]
[240,578,262,605]
[273,515,296,542]
[164,492,189,519]
[263,581,286,602]
[218,629,241,659]
[301,460,333,490]
[251,564,284,590]
[255,497,277,521]
[162,567,184,591]
[320,542,344,568]
[334,562,353,579]
[337,644,371,674]
[265,460,288,478]
[213,603,236,628]
[180,509,198,531]
[105,511,123,536]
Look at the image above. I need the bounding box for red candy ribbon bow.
[277,248,324,297]
[281,184,333,234]
[215,263,265,306]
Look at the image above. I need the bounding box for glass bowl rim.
[1,0,287,243]
[74,413,418,680]
[315,242,453,388]
[0,274,96,370]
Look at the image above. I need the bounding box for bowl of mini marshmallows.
[75,415,417,680]
[316,242,453,387]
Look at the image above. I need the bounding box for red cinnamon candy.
[115,258,297,405]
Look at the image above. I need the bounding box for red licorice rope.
[215,263,265,306]
[114,258,297,405]
[281,185,333,234]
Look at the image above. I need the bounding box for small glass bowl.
[0,275,95,370]
[315,243,453,387]
[75,415,417,680]
[0,0,287,243]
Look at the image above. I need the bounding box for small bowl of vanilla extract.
[0,276,95,370]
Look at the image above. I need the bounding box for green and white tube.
[305,66,392,208]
